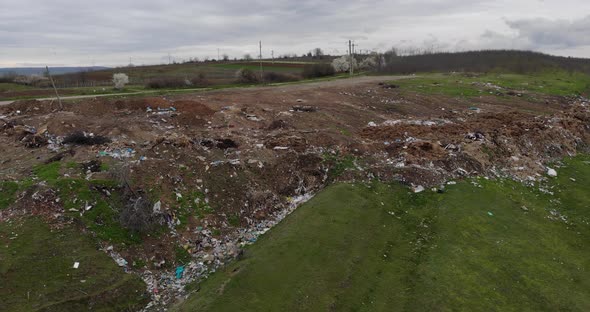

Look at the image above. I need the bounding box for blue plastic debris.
[175,266,185,279]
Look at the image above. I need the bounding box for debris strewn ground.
[0,75,589,310]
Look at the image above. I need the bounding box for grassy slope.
[0,218,148,311]
[175,155,590,311]
[393,71,590,97]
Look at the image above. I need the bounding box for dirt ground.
[1,75,589,309]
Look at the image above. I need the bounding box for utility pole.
[271,50,274,64]
[46,66,63,110]
[217,48,220,61]
[349,40,353,77]
[350,42,358,76]
[168,53,171,65]
[259,41,264,83]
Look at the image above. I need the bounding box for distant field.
[175,155,590,311]
[54,61,307,86]
[0,83,34,92]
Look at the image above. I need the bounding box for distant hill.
[0,67,110,76]
[378,50,590,74]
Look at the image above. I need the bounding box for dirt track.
[0,75,412,106]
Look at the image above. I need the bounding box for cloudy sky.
[1,0,589,67]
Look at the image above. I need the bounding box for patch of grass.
[30,161,142,244]
[175,155,590,312]
[227,214,241,227]
[56,178,141,245]
[32,161,61,182]
[214,63,300,73]
[99,162,110,172]
[394,71,590,97]
[0,181,20,210]
[175,191,213,227]
[0,82,33,92]
[175,245,192,265]
[0,218,148,312]
[323,152,357,179]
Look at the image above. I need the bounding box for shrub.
[190,73,211,87]
[145,77,187,89]
[263,72,300,83]
[332,56,358,72]
[112,73,129,90]
[119,196,160,233]
[302,63,336,79]
[235,68,259,83]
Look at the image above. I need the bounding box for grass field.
[393,71,590,97]
[175,154,590,311]
[0,83,34,92]
[0,218,148,311]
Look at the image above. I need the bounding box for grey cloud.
[506,16,590,48]
[1,0,588,66]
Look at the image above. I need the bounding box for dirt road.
[0,75,411,106]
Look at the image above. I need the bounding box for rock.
[547,168,557,177]
[367,121,377,127]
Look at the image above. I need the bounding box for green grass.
[0,83,34,92]
[0,218,148,312]
[30,162,141,244]
[0,181,20,210]
[175,191,213,227]
[213,63,301,73]
[175,155,590,312]
[394,71,590,97]
[323,152,358,179]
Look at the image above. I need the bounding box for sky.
[1,0,589,67]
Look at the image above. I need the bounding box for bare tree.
[313,48,324,59]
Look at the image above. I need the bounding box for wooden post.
[259,41,264,83]
[46,66,63,110]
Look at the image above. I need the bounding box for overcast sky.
[1,0,589,67]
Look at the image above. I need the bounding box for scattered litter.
[466,132,485,141]
[153,201,161,214]
[115,257,128,267]
[547,168,557,177]
[98,148,135,159]
[487,211,494,216]
[73,262,80,269]
[412,185,425,193]
[367,121,377,127]
[292,105,317,112]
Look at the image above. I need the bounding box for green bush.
[235,68,259,84]
[302,63,336,79]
